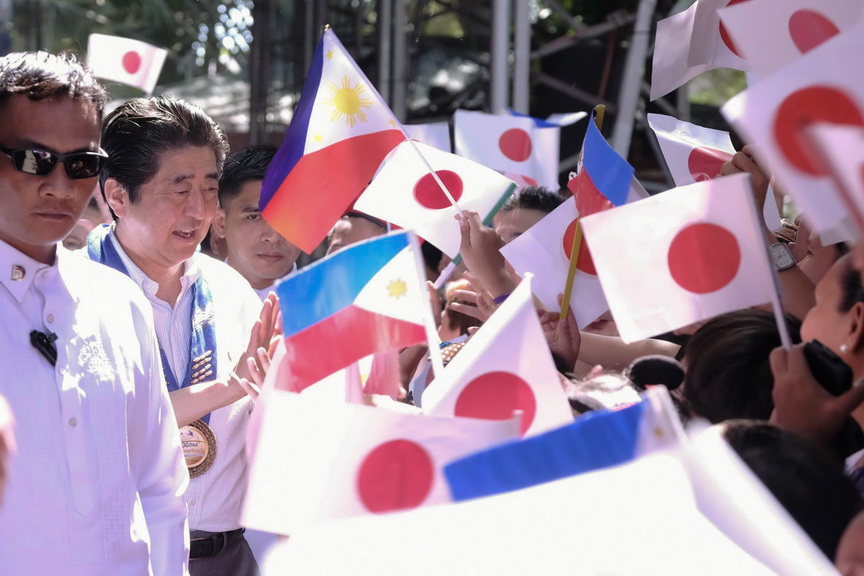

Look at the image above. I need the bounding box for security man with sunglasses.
[0,52,190,574]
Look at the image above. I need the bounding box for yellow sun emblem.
[386,278,408,299]
[325,76,372,127]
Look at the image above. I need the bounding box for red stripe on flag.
[277,304,426,392]
[263,129,405,253]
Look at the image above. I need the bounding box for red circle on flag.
[454,371,536,435]
[773,86,864,176]
[788,10,840,55]
[499,129,532,162]
[122,51,142,74]
[668,223,741,294]
[356,439,434,513]
[413,170,464,209]
[718,0,751,57]
[687,147,734,182]
[562,217,596,275]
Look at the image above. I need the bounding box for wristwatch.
[769,242,796,271]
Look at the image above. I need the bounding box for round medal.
[180,419,217,478]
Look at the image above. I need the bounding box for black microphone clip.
[30,330,58,367]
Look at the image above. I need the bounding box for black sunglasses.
[0,143,108,179]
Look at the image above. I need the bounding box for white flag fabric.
[242,391,519,535]
[262,451,780,575]
[403,122,452,152]
[722,20,864,236]
[421,277,574,437]
[687,0,750,70]
[651,1,748,101]
[500,196,610,328]
[647,112,784,231]
[355,140,516,258]
[718,0,864,79]
[86,34,167,94]
[454,109,560,189]
[580,174,776,342]
[806,122,864,226]
[647,113,735,186]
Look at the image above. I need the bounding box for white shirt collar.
[0,239,53,304]
[107,224,201,300]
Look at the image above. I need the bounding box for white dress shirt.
[0,241,189,575]
[108,230,262,532]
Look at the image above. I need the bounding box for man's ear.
[212,208,227,238]
[103,178,129,219]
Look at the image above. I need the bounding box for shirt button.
[46,314,54,324]
[69,417,77,427]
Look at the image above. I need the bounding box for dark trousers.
[189,533,259,576]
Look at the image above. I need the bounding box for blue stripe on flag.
[444,401,645,501]
[277,231,412,337]
[506,109,560,128]
[260,35,325,208]
[581,120,634,207]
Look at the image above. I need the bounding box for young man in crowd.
[90,95,277,575]
[0,51,189,574]
[213,144,301,300]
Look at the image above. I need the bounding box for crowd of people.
[1,37,864,576]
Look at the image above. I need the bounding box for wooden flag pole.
[560,104,605,320]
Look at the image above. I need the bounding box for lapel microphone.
[30,330,58,367]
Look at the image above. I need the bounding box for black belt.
[189,528,246,559]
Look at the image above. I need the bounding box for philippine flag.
[86,34,167,94]
[454,109,560,189]
[260,29,406,254]
[443,386,684,501]
[580,174,776,342]
[354,140,517,259]
[718,0,863,79]
[275,231,429,391]
[501,119,635,328]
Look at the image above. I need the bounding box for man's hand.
[719,145,771,211]
[0,395,15,509]
[770,344,864,443]
[456,210,515,298]
[540,294,581,371]
[235,292,280,398]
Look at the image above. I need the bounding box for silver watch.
[769,242,796,271]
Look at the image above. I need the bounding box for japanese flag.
[500,196,610,328]
[722,20,864,236]
[454,110,560,189]
[242,391,519,535]
[580,174,776,343]
[651,0,748,101]
[687,0,750,70]
[718,0,864,78]
[647,113,735,186]
[86,34,167,94]
[355,141,516,258]
[422,277,574,437]
[647,113,782,230]
[403,122,452,152]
